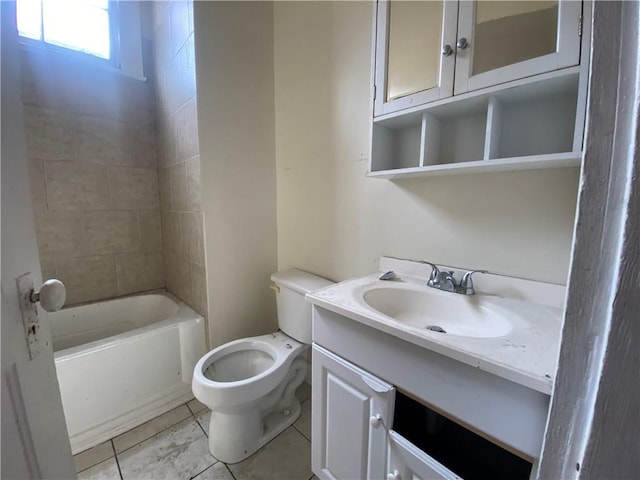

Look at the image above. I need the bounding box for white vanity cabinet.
[311,305,549,480]
[375,0,583,116]
[370,0,590,178]
[311,344,395,480]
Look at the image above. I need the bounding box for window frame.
[17,0,121,68]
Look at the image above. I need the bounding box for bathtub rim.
[53,290,203,360]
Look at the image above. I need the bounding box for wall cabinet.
[375,0,583,116]
[370,0,590,178]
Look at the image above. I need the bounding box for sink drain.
[426,325,446,333]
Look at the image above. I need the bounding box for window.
[17,0,113,60]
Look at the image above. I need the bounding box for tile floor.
[74,384,316,480]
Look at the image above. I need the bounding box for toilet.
[191,269,333,463]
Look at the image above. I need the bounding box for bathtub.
[49,292,206,454]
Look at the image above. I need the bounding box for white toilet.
[192,269,333,463]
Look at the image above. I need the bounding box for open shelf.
[369,67,584,179]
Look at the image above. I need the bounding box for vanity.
[306,258,565,480]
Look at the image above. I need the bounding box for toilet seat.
[192,332,305,409]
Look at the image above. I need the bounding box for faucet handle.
[459,270,488,295]
[420,261,441,286]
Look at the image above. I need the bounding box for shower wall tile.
[21,45,165,306]
[57,255,117,305]
[179,35,196,102]
[46,162,109,211]
[191,263,207,317]
[116,252,164,295]
[76,116,134,166]
[23,106,76,162]
[27,158,47,216]
[132,123,159,169]
[170,1,191,57]
[39,257,57,282]
[185,156,201,210]
[164,251,191,304]
[175,99,199,163]
[34,210,86,257]
[108,166,160,210]
[169,162,188,210]
[158,167,173,211]
[153,1,205,320]
[162,211,184,254]
[138,210,163,253]
[84,211,140,255]
[183,212,204,266]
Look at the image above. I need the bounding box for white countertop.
[306,265,565,395]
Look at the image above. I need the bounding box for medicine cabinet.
[370,0,590,178]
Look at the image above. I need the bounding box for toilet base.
[208,397,302,464]
[205,355,308,463]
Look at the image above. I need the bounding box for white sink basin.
[361,286,514,338]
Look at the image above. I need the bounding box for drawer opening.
[392,391,533,479]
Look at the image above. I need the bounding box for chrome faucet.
[422,261,487,295]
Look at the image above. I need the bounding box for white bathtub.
[49,292,206,454]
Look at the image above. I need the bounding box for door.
[312,344,395,480]
[374,0,459,117]
[454,0,582,94]
[1,2,76,478]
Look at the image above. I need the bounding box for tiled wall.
[21,48,164,305]
[151,1,207,318]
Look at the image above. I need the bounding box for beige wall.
[194,2,278,347]
[21,48,163,305]
[274,1,579,285]
[151,1,207,318]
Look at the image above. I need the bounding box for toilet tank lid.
[271,269,334,294]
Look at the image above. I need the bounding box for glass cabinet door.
[454,0,582,94]
[374,0,459,117]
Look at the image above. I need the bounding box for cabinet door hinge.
[373,84,377,101]
[578,14,583,37]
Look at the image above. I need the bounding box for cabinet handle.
[369,414,382,428]
[387,470,401,480]
[456,37,469,50]
[441,44,453,57]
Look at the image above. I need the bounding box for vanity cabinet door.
[312,344,395,480]
[387,431,462,480]
[453,0,582,95]
[374,0,459,117]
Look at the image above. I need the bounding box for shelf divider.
[421,112,441,166]
[484,97,503,160]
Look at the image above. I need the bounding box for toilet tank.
[270,269,334,344]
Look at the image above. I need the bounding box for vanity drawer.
[388,430,461,480]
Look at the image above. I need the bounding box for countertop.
[306,270,564,395]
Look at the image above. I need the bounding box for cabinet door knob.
[441,44,453,57]
[456,37,469,50]
[369,414,382,428]
[387,470,401,480]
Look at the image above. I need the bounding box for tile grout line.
[112,403,196,456]
[187,460,223,480]
[291,423,311,443]
[111,439,124,480]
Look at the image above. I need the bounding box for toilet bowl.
[191,269,333,463]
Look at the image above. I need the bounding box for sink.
[361,286,514,338]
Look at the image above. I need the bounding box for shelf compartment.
[371,117,423,172]
[485,90,578,160]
